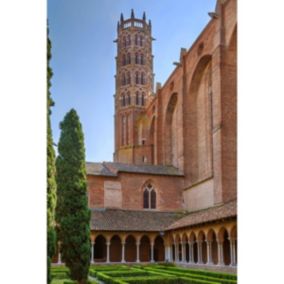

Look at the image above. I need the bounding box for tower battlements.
[117,10,151,31]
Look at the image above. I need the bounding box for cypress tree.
[47,27,57,284]
[56,109,91,284]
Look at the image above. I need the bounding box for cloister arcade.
[54,222,237,268]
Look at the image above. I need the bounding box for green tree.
[47,27,57,283]
[56,109,91,284]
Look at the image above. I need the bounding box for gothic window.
[136,91,139,105]
[127,53,131,64]
[127,72,131,84]
[135,34,138,45]
[127,92,131,105]
[123,37,127,48]
[127,35,131,46]
[135,72,139,84]
[122,54,126,66]
[143,189,149,209]
[141,72,145,84]
[121,93,125,107]
[141,54,144,65]
[143,184,156,209]
[150,190,156,209]
[139,35,144,46]
[122,115,127,145]
[141,92,145,106]
[135,53,138,64]
[121,73,126,85]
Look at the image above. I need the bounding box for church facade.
[55,0,237,272]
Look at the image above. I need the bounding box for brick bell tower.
[113,10,154,164]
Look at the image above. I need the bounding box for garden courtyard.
[51,264,237,284]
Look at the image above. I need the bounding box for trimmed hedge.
[143,267,236,284]
[103,270,152,277]
[158,266,237,281]
[116,276,220,284]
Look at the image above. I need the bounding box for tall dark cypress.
[47,27,57,284]
[56,109,91,284]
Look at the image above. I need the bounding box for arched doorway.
[94,235,106,262]
[154,235,165,262]
[125,235,136,262]
[140,235,151,262]
[110,235,122,262]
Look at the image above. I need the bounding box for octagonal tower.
[114,10,155,164]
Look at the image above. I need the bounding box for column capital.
[106,241,111,246]
[136,241,140,246]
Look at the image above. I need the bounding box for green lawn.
[51,264,237,284]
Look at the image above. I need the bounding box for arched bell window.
[136,91,139,105]
[143,184,156,209]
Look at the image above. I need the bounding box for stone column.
[121,241,126,263]
[230,239,236,266]
[91,241,95,264]
[206,240,213,265]
[197,241,203,264]
[181,242,186,263]
[164,246,169,262]
[189,241,194,263]
[106,241,110,263]
[175,243,179,262]
[136,241,140,263]
[217,241,224,266]
[150,242,155,263]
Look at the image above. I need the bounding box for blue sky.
[48,0,216,162]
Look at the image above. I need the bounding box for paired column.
[91,240,95,263]
[136,241,140,263]
[217,241,224,266]
[230,238,237,266]
[121,241,126,263]
[206,240,213,265]
[106,241,110,263]
[189,241,194,263]
[174,242,179,262]
[197,240,203,264]
[181,242,186,263]
[150,242,155,262]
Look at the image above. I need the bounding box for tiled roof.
[86,161,183,177]
[91,208,184,232]
[166,200,237,230]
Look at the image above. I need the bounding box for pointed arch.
[149,116,156,164]
[143,182,156,209]
[184,54,213,182]
[164,93,178,166]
